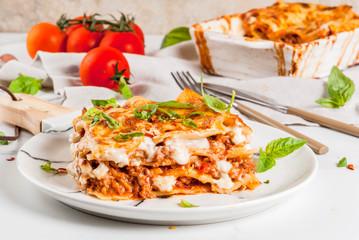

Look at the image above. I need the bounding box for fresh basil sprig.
[316,66,355,108]
[257,137,307,173]
[0,132,9,145]
[161,27,191,49]
[200,73,235,113]
[9,73,43,95]
[115,132,144,141]
[337,157,347,167]
[179,199,199,208]
[40,162,58,173]
[91,98,118,108]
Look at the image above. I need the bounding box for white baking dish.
[190,15,359,79]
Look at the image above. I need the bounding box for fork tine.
[184,71,201,92]
[177,72,193,90]
[181,71,201,93]
[171,72,186,90]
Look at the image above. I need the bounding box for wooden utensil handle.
[234,102,329,155]
[287,106,359,137]
[0,93,76,135]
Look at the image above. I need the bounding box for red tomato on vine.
[26,22,66,58]
[66,27,104,52]
[99,32,144,55]
[80,46,130,90]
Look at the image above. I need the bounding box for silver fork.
[171,71,329,155]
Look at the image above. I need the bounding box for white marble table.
[0,34,358,240]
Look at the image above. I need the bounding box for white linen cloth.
[0,41,358,127]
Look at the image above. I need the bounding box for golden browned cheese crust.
[241,0,359,44]
[67,89,260,200]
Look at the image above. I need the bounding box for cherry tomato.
[80,47,130,89]
[26,22,67,58]
[65,16,90,36]
[66,27,104,52]
[99,32,144,55]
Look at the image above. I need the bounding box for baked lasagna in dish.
[67,89,260,200]
[242,0,359,44]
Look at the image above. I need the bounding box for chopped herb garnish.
[0,132,9,145]
[134,104,159,119]
[82,107,101,120]
[115,132,144,141]
[257,137,307,173]
[91,98,118,108]
[263,180,270,184]
[182,118,197,129]
[316,66,355,108]
[185,111,206,118]
[100,111,121,129]
[40,162,58,173]
[179,199,199,208]
[157,101,195,109]
[337,157,347,167]
[118,76,133,99]
[90,114,102,127]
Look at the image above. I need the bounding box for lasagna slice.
[241,0,359,44]
[67,89,260,200]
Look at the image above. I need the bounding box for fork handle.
[234,102,329,155]
[286,106,359,137]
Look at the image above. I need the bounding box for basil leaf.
[134,104,158,119]
[185,111,206,118]
[157,101,195,109]
[158,115,166,121]
[90,114,102,127]
[337,157,347,167]
[0,132,9,145]
[257,149,276,173]
[179,199,198,208]
[158,108,181,119]
[182,118,197,129]
[226,90,236,113]
[316,66,355,108]
[82,107,101,120]
[160,27,191,49]
[40,162,58,173]
[118,77,133,99]
[257,137,307,173]
[91,98,118,108]
[265,137,307,159]
[200,73,227,113]
[315,98,341,108]
[263,180,270,184]
[100,112,121,129]
[115,132,144,141]
[9,73,43,95]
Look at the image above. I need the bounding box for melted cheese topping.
[217,160,232,173]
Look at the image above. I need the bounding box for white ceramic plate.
[16,116,318,225]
